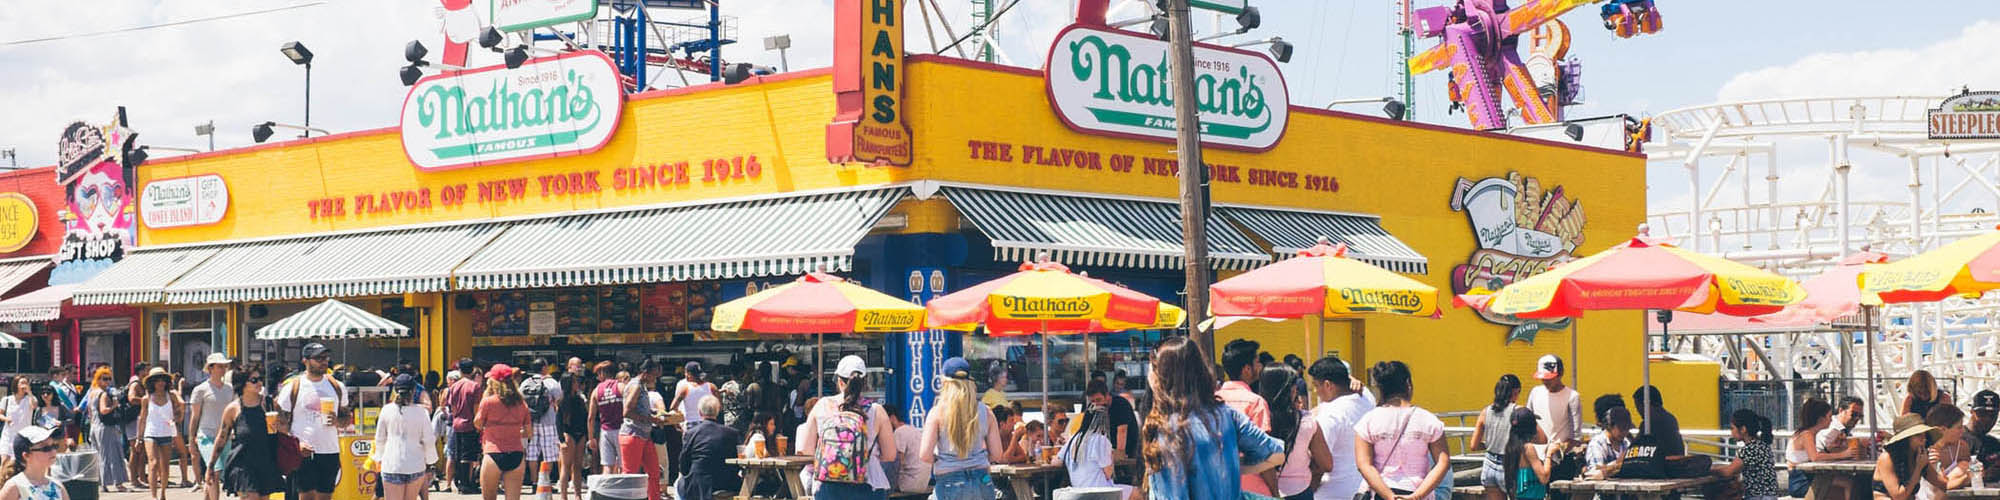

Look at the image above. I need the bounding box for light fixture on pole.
[764,34,791,72]
[0,149,15,170]
[1564,122,1586,141]
[279,41,314,137]
[251,122,330,144]
[1326,96,1405,120]
[194,121,215,151]
[1230,36,1293,63]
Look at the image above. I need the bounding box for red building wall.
[0,166,73,259]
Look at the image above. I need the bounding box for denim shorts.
[382,472,425,485]
[933,468,995,500]
[1480,454,1506,488]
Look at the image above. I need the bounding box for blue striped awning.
[71,247,220,305]
[452,187,906,290]
[1218,206,1430,274]
[940,187,1270,270]
[255,299,411,340]
[160,224,506,304]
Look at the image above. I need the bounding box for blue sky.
[1,0,1995,217]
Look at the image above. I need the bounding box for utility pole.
[1165,0,1212,353]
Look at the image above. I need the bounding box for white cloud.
[1716,19,2000,101]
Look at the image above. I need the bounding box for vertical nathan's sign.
[1929,91,2000,140]
[826,0,913,166]
[401,51,624,172]
[1045,25,1290,151]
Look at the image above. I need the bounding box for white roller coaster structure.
[1645,94,2000,420]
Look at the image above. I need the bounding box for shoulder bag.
[1355,408,1414,500]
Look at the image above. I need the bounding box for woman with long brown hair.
[1142,336,1284,500]
[135,368,183,500]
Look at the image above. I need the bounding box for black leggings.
[488,452,525,473]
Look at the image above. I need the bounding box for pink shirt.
[1276,414,1324,497]
[1354,406,1444,492]
[1217,381,1270,430]
[479,396,531,453]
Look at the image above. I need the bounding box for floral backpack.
[812,403,874,484]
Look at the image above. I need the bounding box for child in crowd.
[1586,407,1634,479]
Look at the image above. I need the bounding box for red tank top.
[594,380,624,431]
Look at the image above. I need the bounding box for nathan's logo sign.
[400,51,624,172]
[1448,172,1587,344]
[1045,25,1289,151]
[140,174,229,229]
[996,296,1096,318]
[826,0,913,166]
[1929,91,2000,140]
[0,194,38,254]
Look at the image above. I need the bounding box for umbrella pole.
[817,333,825,398]
[1041,319,1050,422]
[1643,310,1653,435]
[1865,305,1878,434]
[1571,317,1580,396]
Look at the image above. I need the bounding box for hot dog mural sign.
[1448,172,1586,344]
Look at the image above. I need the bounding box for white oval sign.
[140,174,229,229]
[400,51,625,172]
[1044,25,1290,151]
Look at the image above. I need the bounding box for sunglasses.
[25,443,56,454]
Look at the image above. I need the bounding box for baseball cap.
[835,355,868,379]
[1535,354,1564,381]
[487,363,517,381]
[684,361,705,377]
[12,425,54,455]
[940,357,973,380]
[1975,390,2000,413]
[302,343,330,359]
[392,374,418,393]
[205,352,232,367]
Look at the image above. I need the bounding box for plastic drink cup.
[320,399,335,426]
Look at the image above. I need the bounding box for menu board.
[599,286,641,333]
[553,288,597,335]
[642,283,688,332]
[685,281,723,331]
[474,291,532,336]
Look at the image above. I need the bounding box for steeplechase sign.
[400,51,624,172]
[1044,24,1290,152]
[1930,91,2000,140]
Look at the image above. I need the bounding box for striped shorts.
[526,422,561,462]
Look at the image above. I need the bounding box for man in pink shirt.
[1218,339,1270,430]
[1218,339,1274,496]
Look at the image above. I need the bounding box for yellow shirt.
[982,388,1009,408]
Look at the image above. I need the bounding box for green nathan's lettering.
[416,69,600,141]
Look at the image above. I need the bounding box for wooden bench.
[1549,474,1724,500]
[888,490,931,499]
[1451,485,1488,500]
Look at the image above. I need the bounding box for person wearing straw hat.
[189,353,234,500]
[1875,414,1950,500]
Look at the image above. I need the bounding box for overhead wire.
[1,2,326,47]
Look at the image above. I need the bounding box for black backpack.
[102,388,139,425]
[523,376,552,419]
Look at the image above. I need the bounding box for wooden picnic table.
[728,456,812,499]
[1792,460,1875,500]
[1548,474,1724,500]
[991,462,1065,500]
[1948,487,2000,499]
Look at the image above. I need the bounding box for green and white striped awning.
[453,188,906,290]
[940,187,1270,270]
[1218,205,1430,274]
[0,332,24,349]
[0,284,77,322]
[254,299,411,340]
[162,224,506,304]
[72,247,220,305]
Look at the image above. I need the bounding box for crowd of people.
[3,337,1995,500]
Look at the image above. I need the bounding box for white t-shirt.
[1061,433,1131,499]
[277,375,347,454]
[1817,420,1850,452]
[1314,392,1376,500]
[1527,384,1582,442]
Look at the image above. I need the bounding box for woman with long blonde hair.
[474,365,530,500]
[920,357,1005,500]
[1901,369,1953,417]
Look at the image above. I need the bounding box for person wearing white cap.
[189,353,234,500]
[1526,355,1582,444]
[799,355,896,499]
[1,426,64,500]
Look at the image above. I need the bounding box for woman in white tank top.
[135,368,184,500]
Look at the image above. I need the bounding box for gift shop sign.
[400,51,624,172]
[1045,25,1289,151]
[1929,91,2000,140]
[489,0,599,32]
[0,194,37,254]
[140,174,229,229]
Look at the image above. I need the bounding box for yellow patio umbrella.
[712,271,927,394]
[1209,240,1441,360]
[1860,227,2000,305]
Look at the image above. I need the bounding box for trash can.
[1053,487,1127,500]
[588,474,650,500]
[53,451,99,500]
